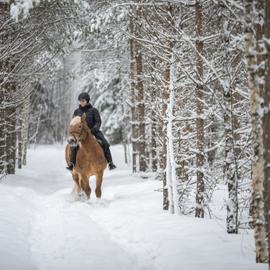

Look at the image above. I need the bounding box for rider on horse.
[66,92,117,171]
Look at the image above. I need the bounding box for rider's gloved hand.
[91,127,98,134]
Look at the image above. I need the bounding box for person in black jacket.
[66,92,116,171]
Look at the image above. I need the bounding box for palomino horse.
[65,114,107,199]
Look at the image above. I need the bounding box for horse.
[65,113,107,199]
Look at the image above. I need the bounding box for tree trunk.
[129,10,139,173]
[224,87,239,233]
[195,0,205,218]
[17,113,23,169]
[6,105,17,174]
[6,61,17,175]
[22,96,30,166]
[161,56,170,210]
[150,58,158,172]
[263,0,270,265]
[134,7,146,172]
[161,34,174,210]
[0,2,9,177]
[222,21,240,234]
[166,54,180,215]
[245,0,269,263]
[0,88,7,176]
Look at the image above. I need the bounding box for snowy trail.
[29,189,137,270]
[0,145,156,270]
[0,144,268,270]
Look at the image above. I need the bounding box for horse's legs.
[72,172,80,194]
[95,170,104,198]
[81,174,91,199]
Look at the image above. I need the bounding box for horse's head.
[68,113,88,146]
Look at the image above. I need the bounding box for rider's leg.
[66,145,78,171]
[94,131,116,170]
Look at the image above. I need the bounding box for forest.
[0,0,270,269]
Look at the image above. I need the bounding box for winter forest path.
[0,145,160,270]
[0,145,267,270]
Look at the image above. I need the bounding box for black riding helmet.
[78,92,90,103]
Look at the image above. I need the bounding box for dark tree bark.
[195,0,205,218]
[263,0,270,265]
[134,7,146,172]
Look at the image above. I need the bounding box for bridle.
[68,122,86,146]
[77,125,84,142]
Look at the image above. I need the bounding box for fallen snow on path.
[0,144,267,270]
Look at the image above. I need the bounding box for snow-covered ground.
[0,144,267,270]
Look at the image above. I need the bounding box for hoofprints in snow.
[0,145,267,270]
